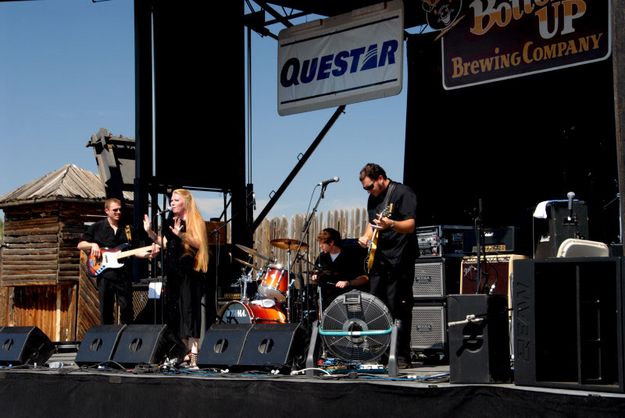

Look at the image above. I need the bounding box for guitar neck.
[116,245,154,260]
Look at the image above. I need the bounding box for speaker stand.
[305,320,321,377]
[386,320,400,377]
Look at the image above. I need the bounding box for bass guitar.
[366,203,394,273]
[87,244,156,278]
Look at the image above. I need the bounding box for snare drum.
[258,264,288,301]
[219,300,286,324]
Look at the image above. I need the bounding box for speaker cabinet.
[199,323,304,371]
[0,326,55,366]
[112,324,186,367]
[533,200,589,259]
[448,294,511,383]
[239,323,304,369]
[76,325,126,366]
[460,254,527,312]
[514,258,625,392]
[413,257,461,298]
[198,324,253,367]
[410,301,447,352]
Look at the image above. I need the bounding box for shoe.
[397,357,412,369]
[189,353,198,369]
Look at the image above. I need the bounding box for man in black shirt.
[358,163,417,368]
[78,198,155,325]
[313,228,369,313]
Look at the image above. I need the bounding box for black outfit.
[315,246,368,312]
[82,219,135,325]
[366,181,417,361]
[163,216,205,341]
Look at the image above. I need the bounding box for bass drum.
[219,300,286,325]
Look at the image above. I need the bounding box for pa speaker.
[198,324,253,367]
[448,294,511,383]
[76,325,126,366]
[112,324,186,366]
[0,326,55,366]
[514,257,625,392]
[239,323,305,370]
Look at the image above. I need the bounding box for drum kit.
[219,238,317,327]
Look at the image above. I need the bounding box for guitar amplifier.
[416,225,473,257]
[470,226,519,254]
[413,257,461,298]
[460,254,528,312]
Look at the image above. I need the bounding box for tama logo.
[280,40,399,87]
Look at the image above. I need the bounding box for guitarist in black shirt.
[358,163,417,368]
[78,198,157,325]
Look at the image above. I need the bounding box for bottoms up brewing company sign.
[440,0,611,89]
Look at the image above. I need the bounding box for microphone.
[567,191,575,222]
[567,191,575,211]
[318,176,340,186]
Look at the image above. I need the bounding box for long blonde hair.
[174,188,209,273]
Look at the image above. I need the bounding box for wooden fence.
[250,207,368,274]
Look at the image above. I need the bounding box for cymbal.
[270,238,309,251]
[235,244,271,261]
[233,257,256,269]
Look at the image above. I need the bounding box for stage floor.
[1,352,624,418]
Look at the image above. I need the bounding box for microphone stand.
[146,203,170,326]
[296,183,327,328]
[301,184,326,243]
[474,198,486,294]
[202,217,233,342]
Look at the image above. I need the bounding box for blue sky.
[0,0,408,221]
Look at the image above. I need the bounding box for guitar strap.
[382,181,396,213]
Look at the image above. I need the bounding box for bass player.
[78,198,157,325]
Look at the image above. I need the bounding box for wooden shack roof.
[0,164,105,208]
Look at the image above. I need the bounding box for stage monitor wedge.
[112,324,186,367]
[198,324,253,368]
[75,325,126,366]
[0,326,55,366]
[239,323,305,371]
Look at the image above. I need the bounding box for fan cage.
[320,290,393,362]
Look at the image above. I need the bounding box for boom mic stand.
[297,183,329,328]
[473,198,487,294]
[203,217,233,341]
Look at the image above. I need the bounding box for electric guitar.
[86,244,157,278]
[366,203,394,273]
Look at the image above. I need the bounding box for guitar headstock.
[382,203,394,218]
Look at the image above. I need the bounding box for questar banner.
[277,1,404,116]
[439,0,611,89]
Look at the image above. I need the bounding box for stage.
[1,352,624,418]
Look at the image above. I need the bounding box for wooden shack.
[0,164,104,342]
